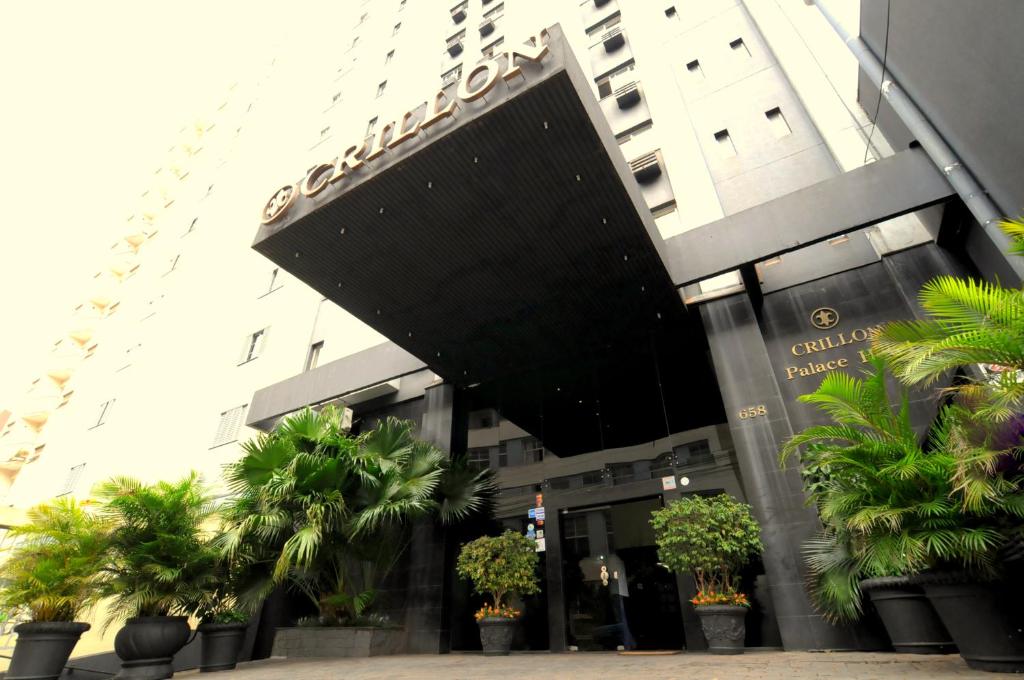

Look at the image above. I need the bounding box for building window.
[586,13,621,38]
[393,22,401,35]
[467,447,490,471]
[441,64,463,86]
[674,439,713,465]
[714,128,737,158]
[305,341,324,371]
[765,106,792,138]
[210,405,248,449]
[376,81,387,98]
[481,38,504,58]
[665,6,677,19]
[332,91,342,103]
[185,217,198,234]
[166,254,180,274]
[686,59,704,79]
[366,117,378,136]
[385,50,394,64]
[92,399,114,428]
[239,328,268,364]
[522,437,544,464]
[320,126,331,138]
[398,0,406,9]
[358,12,368,24]
[497,442,508,468]
[352,36,360,48]
[595,61,634,98]
[264,267,281,295]
[56,463,86,497]
[729,37,750,57]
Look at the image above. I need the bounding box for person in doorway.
[605,552,636,650]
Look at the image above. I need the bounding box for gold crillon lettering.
[851,328,868,342]
[803,340,822,354]
[387,111,421,149]
[328,140,368,184]
[301,163,335,197]
[502,30,550,81]
[421,90,457,130]
[791,343,806,357]
[365,121,396,161]
[458,60,502,102]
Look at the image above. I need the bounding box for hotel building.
[1,0,1020,665]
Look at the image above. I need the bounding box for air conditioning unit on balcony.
[602,26,625,53]
[451,4,467,23]
[613,81,641,109]
[629,150,663,184]
[595,0,613,7]
[446,35,464,56]
[480,18,495,37]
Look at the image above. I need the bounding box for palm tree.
[95,473,218,627]
[0,498,109,622]
[872,218,1024,423]
[780,358,1022,621]
[219,406,494,623]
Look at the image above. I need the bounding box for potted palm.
[650,493,762,654]
[867,220,1024,672]
[192,553,250,673]
[218,408,493,657]
[96,473,216,680]
[0,498,108,680]
[455,530,540,656]
[782,358,1020,666]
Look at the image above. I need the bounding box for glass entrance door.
[561,496,684,650]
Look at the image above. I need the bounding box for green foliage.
[649,494,762,598]
[0,498,109,622]
[456,530,540,611]
[95,473,217,627]
[872,218,1024,423]
[780,358,1024,622]
[219,407,494,623]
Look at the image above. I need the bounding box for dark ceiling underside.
[255,69,695,382]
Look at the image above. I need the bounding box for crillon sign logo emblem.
[259,30,551,225]
[262,185,297,224]
[810,307,839,330]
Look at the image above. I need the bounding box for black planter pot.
[198,622,248,673]
[695,605,747,655]
[860,577,956,654]
[921,575,1024,673]
[477,617,516,656]
[6,621,90,680]
[113,616,192,680]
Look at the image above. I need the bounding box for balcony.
[446,35,465,57]
[451,3,467,23]
[479,18,496,37]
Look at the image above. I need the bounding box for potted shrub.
[650,493,762,655]
[0,498,108,680]
[456,530,540,656]
[782,358,1022,667]
[96,473,216,680]
[192,554,250,674]
[219,409,493,657]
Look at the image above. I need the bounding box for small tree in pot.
[0,498,108,680]
[456,530,540,656]
[96,473,216,680]
[650,494,762,655]
[191,551,251,674]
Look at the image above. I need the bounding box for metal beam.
[664,147,953,287]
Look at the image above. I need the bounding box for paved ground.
[179,651,992,679]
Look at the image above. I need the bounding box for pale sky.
[0,2,289,407]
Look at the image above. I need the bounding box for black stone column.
[701,293,855,650]
[405,382,456,653]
